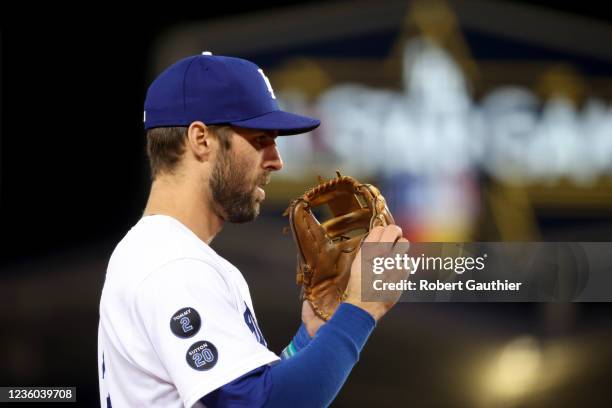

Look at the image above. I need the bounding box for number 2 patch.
[170,307,201,339]
[186,341,218,371]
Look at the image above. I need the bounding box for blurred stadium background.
[1,1,612,406]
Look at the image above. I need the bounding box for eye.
[254,134,275,147]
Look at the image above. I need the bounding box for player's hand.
[301,300,325,337]
[344,225,409,321]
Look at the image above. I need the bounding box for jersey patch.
[186,340,218,371]
[170,307,201,339]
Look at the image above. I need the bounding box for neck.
[143,174,223,244]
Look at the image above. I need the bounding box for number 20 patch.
[186,341,218,371]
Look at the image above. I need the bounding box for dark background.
[2,2,612,407]
[1,1,610,263]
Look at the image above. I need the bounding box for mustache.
[257,173,271,187]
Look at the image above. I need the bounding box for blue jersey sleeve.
[200,303,375,408]
[200,365,271,407]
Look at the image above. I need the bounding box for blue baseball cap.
[144,52,320,135]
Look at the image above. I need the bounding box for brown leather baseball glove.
[284,172,395,321]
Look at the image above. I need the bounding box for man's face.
[209,127,282,223]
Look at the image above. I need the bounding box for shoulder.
[103,216,237,311]
[138,257,233,301]
[108,215,230,283]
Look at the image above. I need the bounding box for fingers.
[380,225,403,245]
[364,225,403,254]
[396,237,410,251]
[360,225,406,263]
[364,225,385,243]
[364,224,402,243]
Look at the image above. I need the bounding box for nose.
[262,144,283,172]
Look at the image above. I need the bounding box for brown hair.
[145,125,233,179]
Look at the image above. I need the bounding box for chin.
[227,203,260,224]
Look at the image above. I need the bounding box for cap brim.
[228,110,320,136]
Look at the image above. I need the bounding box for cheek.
[238,150,260,176]
[226,140,262,178]
[229,151,257,183]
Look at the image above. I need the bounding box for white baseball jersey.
[98,215,279,407]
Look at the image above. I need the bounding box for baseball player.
[97,52,407,407]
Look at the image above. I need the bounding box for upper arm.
[135,258,279,407]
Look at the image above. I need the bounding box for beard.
[209,149,268,223]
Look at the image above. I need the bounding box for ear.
[186,121,215,161]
